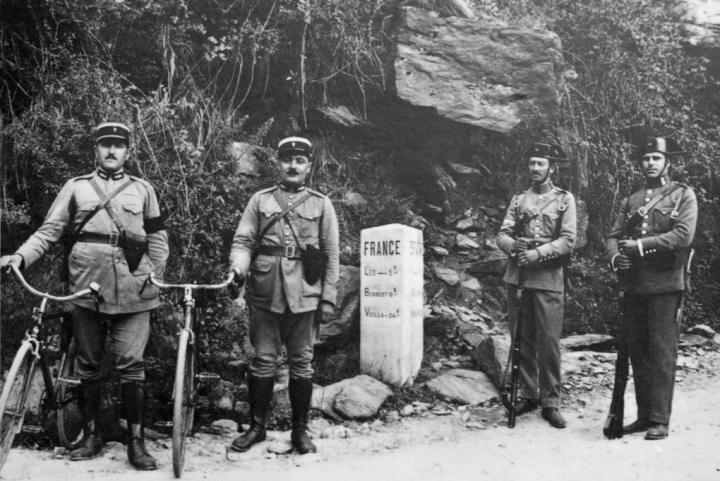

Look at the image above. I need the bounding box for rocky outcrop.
[678,0,720,49]
[316,266,361,349]
[424,369,499,404]
[394,7,564,133]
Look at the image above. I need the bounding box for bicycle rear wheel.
[56,339,84,450]
[172,329,196,478]
[0,342,37,471]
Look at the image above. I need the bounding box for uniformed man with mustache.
[228,136,339,454]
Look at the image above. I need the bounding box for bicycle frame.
[0,265,101,471]
[147,271,236,478]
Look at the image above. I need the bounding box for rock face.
[394,7,564,133]
[316,266,361,349]
[679,0,720,49]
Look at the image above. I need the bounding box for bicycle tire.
[56,339,84,450]
[172,330,196,478]
[0,342,37,472]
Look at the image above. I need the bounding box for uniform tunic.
[14,170,169,313]
[229,185,339,379]
[497,182,576,407]
[606,178,697,424]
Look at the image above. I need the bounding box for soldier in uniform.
[0,122,168,470]
[496,142,577,429]
[606,137,697,440]
[228,136,339,454]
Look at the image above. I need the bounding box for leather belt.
[257,245,302,259]
[76,232,124,248]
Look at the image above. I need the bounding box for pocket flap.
[251,259,273,273]
[122,204,143,215]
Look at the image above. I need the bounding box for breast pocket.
[652,208,672,233]
[296,209,321,241]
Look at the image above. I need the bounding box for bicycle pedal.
[57,377,81,386]
[196,372,220,383]
[22,425,42,434]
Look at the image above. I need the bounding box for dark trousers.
[248,306,316,379]
[624,291,682,424]
[71,305,150,383]
[507,285,564,408]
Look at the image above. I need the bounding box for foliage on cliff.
[1,0,719,369]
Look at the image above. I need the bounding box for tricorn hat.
[527,142,569,163]
[638,137,684,159]
[95,122,131,144]
[278,136,313,158]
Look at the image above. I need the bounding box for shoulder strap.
[78,177,135,234]
[626,184,682,232]
[515,190,561,235]
[256,191,313,243]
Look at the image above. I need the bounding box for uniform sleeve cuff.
[637,239,644,257]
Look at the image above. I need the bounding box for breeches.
[248,306,316,380]
[71,305,150,383]
[507,285,564,408]
[624,291,682,424]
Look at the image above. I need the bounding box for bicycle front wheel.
[0,342,38,472]
[172,329,196,478]
[56,339,84,450]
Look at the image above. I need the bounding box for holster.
[123,230,148,272]
[301,244,328,285]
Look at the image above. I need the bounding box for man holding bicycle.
[229,136,339,455]
[0,122,168,470]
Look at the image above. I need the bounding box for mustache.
[286,169,299,175]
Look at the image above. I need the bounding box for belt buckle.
[108,233,119,247]
[285,245,297,258]
[637,206,648,217]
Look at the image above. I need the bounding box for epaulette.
[673,182,689,189]
[73,172,95,181]
[307,188,327,198]
[258,186,279,194]
[553,186,569,195]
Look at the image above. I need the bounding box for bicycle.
[0,264,102,472]
[147,271,238,478]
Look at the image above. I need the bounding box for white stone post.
[360,224,424,386]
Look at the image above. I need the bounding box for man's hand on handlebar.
[232,267,245,286]
[0,254,23,273]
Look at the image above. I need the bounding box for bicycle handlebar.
[148,271,238,291]
[8,264,101,302]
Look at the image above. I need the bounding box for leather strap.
[625,184,681,233]
[76,232,125,247]
[73,177,134,236]
[255,190,313,246]
[257,245,303,259]
[89,177,134,233]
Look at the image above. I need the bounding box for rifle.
[603,248,694,439]
[603,279,629,439]
[502,267,524,428]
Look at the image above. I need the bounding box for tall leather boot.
[230,375,274,452]
[121,382,157,471]
[289,377,316,454]
[70,380,104,461]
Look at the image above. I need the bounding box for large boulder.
[394,7,564,133]
[678,0,720,49]
[424,369,499,404]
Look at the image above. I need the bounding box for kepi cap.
[527,142,569,163]
[95,122,131,144]
[278,136,312,158]
[639,137,684,158]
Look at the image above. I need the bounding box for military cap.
[278,136,313,158]
[95,122,131,144]
[638,137,684,159]
[527,142,569,163]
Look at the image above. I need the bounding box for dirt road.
[2,369,719,481]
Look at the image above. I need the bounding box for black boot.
[230,376,274,452]
[121,382,157,471]
[70,380,103,461]
[289,378,316,454]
